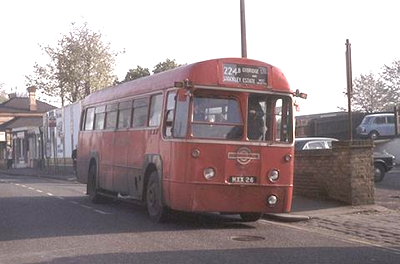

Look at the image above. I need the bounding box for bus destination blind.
[223,63,268,85]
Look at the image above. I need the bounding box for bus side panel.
[166,142,192,211]
[158,139,171,206]
[127,130,148,198]
[113,130,129,194]
[99,131,114,191]
[159,141,189,208]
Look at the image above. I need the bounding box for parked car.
[294,137,338,151]
[373,151,396,182]
[294,137,396,182]
[356,113,395,140]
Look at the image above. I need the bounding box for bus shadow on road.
[0,195,255,242]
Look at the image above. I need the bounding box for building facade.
[0,87,56,168]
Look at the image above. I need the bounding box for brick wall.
[294,140,374,205]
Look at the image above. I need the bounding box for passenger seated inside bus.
[193,99,206,121]
[247,98,267,140]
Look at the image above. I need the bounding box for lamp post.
[240,0,247,58]
[345,39,353,141]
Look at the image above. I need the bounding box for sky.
[1,0,400,115]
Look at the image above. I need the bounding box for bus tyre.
[240,213,262,222]
[146,171,169,223]
[87,163,103,204]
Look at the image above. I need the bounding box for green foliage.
[123,66,150,82]
[26,22,120,106]
[152,59,181,74]
[121,59,183,85]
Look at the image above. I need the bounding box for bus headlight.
[192,148,201,158]
[284,154,292,162]
[268,169,279,182]
[267,195,278,207]
[204,167,215,180]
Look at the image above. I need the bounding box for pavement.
[0,167,77,182]
[264,195,389,222]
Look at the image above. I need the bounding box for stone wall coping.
[295,149,333,157]
[332,140,374,149]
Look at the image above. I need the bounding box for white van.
[356,113,395,139]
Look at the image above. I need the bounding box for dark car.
[294,137,396,182]
[373,151,396,182]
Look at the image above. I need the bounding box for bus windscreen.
[191,96,243,140]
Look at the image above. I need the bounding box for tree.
[120,59,182,84]
[380,59,400,107]
[351,73,387,113]
[152,59,181,74]
[0,83,8,102]
[122,66,150,83]
[26,22,120,106]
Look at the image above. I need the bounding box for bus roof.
[82,58,292,107]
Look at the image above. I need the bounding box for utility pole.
[240,0,247,58]
[345,39,353,141]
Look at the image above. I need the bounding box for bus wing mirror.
[294,89,307,99]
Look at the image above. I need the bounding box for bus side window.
[118,100,132,129]
[105,103,118,129]
[173,90,189,138]
[84,107,95,131]
[149,94,163,127]
[132,98,149,128]
[94,105,106,130]
[164,91,176,137]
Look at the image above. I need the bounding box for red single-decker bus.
[77,58,295,222]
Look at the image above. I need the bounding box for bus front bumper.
[167,182,293,214]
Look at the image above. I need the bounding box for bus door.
[161,89,190,205]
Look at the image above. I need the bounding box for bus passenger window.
[132,98,149,127]
[149,94,163,127]
[118,101,132,129]
[105,103,118,129]
[94,105,106,130]
[84,107,95,131]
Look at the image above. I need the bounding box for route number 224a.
[224,66,241,76]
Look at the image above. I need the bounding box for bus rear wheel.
[87,163,103,204]
[240,213,262,222]
[146,171,169,223]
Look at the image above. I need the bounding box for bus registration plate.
[228,176,257,184]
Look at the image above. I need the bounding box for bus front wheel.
[240,213,262,222]
[146,171,169,223]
